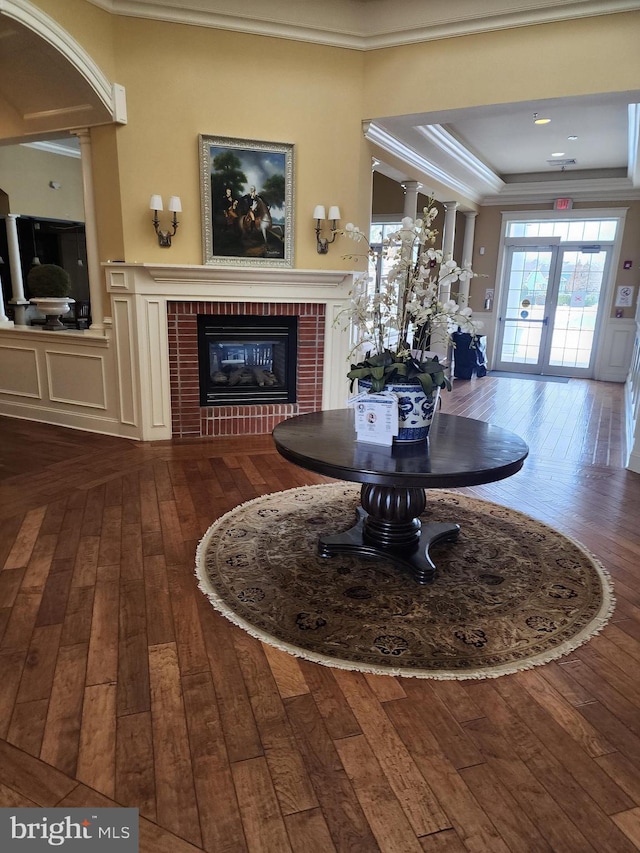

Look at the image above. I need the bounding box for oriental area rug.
[195,483,615,680]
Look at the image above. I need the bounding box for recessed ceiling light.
[533,113,551,125]
[551,152,566,157]
[567,135,578,141]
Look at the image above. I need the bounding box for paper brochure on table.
[348,391,399,445]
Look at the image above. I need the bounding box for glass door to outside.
[495,243,612,377]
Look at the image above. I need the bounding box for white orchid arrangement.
[338,203,482,394]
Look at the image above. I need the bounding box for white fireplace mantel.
[108,262,354,293]
[105,262,356,441]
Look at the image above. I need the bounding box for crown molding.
[363,121,482,204]
[87,0,640,50]
[416,124,505,195]
[85,0,367,48]
[481,177,640,205]
[363,1,640,49]
[21,140,81,158]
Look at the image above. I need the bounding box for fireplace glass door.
[198,315,298,406]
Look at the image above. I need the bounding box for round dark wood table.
[272,409,529,583]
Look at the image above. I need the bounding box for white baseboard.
[0,400,140,440]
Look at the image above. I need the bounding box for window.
[506,218,618,243]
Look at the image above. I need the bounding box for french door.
[495,242,612,377]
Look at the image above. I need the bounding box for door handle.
[502,317,547,323]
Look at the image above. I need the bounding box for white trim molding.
[364,121,481,204]
[625,307,640,472]
[0,326,135,437]
[628,103,640,187]
[86,0,640,50]
[482,177,640,205]
[368,122,640,208]
[21,140,81,158]
[416,125,505,196]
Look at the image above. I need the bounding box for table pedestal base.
[318,484,460,583]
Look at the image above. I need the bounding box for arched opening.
[0,0,124,326]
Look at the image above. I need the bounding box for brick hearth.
[168,301,325,437]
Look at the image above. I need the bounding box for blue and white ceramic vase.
[358,378,440,442]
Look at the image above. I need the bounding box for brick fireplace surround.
[104,264,354,442]
[169,300,325,438]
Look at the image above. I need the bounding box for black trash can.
[452,332,487,379]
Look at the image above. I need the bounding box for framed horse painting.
[199,135,294,267]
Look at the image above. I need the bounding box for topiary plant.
[27,264,72,298]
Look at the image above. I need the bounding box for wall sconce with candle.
[149,194,182,247]
[313,205,341,254]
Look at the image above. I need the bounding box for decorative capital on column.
[443,201,460,213]
[71,128,90,144]
[464,211,478,221]
[402,181,423,219]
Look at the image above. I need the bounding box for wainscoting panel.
[625,312,640,472]
[0,344,41,398]
[144,298,171,430]
[0,327,138,437]
[112,297,138,427]
[46,350,107,409]
[596,318,636,382]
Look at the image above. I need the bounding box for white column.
[402,181,421,221]
[459,211,478,307]
[441,201,458,258]
[6,214,29,326]
[440,202,459,303]
[72,129,105,331]
[0,271,13,325]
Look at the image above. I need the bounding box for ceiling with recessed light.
[367,92,640,205]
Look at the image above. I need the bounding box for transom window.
[506,218,618,242]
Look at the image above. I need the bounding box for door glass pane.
[549,250,606,368]
[499,249,552,365]
[500,320,543,364]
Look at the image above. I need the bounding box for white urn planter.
[29,297,75,331]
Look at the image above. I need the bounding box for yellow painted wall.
[372,173,405,217]
[370,173,437,217]
[19,2,640,277]
[105,18,368,267]
[362,13,640,118]
[90,125,125,262]
[0,145,85,220]
[31,0,117,79]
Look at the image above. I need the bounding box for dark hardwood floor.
[1,375,639,852]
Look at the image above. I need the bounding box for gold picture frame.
[199,134,294,267]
